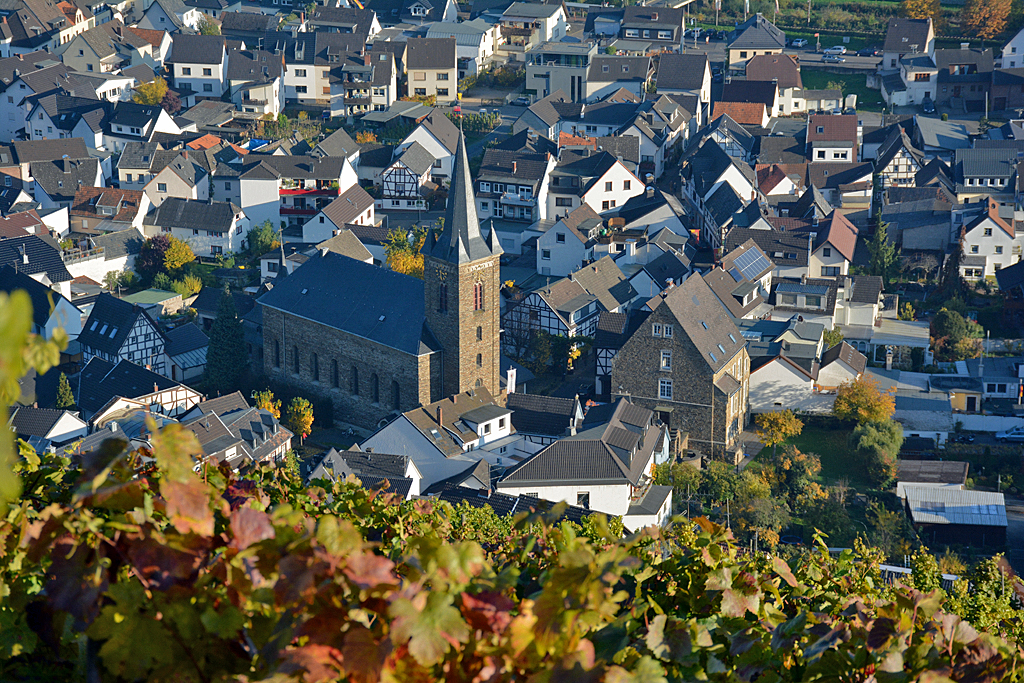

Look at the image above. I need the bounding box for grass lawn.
[800,68,885,111]
[759,422,871,488]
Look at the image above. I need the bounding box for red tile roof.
[187,134,222,150]
[0,210,43,238]
[70,186,147,223]
[817,210,859,262]
[712,101,766,126]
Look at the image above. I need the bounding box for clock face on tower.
[435,267,448,282]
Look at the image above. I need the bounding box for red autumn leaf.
[342,552,397,590]
[126,533,205,590]
[229,507,275,550]
[342,625,389,683]
[163,479,214,537]
[460,591,515,633]
[278,643,344,683]
[46,536,108,627]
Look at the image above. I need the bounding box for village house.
[143,198,248,257]
[78,293,168,375]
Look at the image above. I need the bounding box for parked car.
[513,96,530,106]
[857,47,880,56]
[922,98,935,114]
[823,54,846,63]
[791,38,808,47]
[997,427,1024,442]
[824,45,847,55]
[712,72,723,83]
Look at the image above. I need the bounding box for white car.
[824,46,847,55]
[997,427,1024,442]
[791,38,808,47]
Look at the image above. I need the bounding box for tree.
[163,236,195,274]
[152,272,173,291]
[755,410,803,457]
[356,130,378,144]
[803,496,854,546]
[171,274,203,298]
[900,0,940,20]
[898,302,916,321]
[933,307,968,345]
[254,389,281,418]
[55,372,74,410]
[852,419,903,486]
[833,376,895,424]
[133,77,169,106]
[160,90,182,115]
[247,219,278,256]
[384,225,428,278]
[285,396,314,444]
[868,218,898,286]
[823,325,843,349]
[961,0,1011,38]
[204,287,247,394]
[826,79,846,98]
[198,15,220,34]
[102,270,121,293]
[136,234,172,282]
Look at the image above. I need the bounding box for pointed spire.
[422,126,502,264]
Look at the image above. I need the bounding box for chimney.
[183,150,188,159]
[665,277,674,290]
[437,405,443,424]
[512,161,517,174]
[625,238,637,263]
[18,245,26,265]
[651,11,657,20]
[885,347,893,371]
[646,185,654,198]
[506,366,517,394]
[108,421,118,432]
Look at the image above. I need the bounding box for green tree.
[54,372,74,410]
[852,419,903,487]
[285,396,314,444]
[152,272,173,291]
[163,236,195,274]
[198,15,220,34]
[247,219,278,256]
[833,376,896,424]
[204,287,247,394]
[102,270,121,292]
[803,496,854,545]
[868,499,915,560]
[933,307,968,345]
[755,410,803,457]
[823,325,843,349]
[868,218,898,285]
[171,274,203,298]
[384,225,428,278]
[133,77,168,106]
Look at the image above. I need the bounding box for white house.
[104,101,182,151]
[143,198,248,257]
[144,152,209,207]
[300,184,375,243]
[167,34,228,100]
[536,204,601,277]
[10,408,89,446]
[1002,26,1024,68]
[238,155,358,228]
[137,0,203,32]
[426,19,499,76]
[0,265,82,341]
[816,341,866,391]
[960,198,1021,280]
[546,152,644,218]
[396,110,460,182]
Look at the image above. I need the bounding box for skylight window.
[109,327,117,338]
[99,324,108,335]
[709,351,718,363]
[90,321,97,331]
[700,320,708,329]
[718,344,726,353]
[728,333,737,343]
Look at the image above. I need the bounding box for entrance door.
[953,85,962,97]
[967,395,977,412]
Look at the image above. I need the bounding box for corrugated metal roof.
[904,486,1006,527]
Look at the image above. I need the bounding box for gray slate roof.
[145,198,238,233]
[405,36,455,69]
[0,235,72,284]
[167,34,226,65]
[729,13,785,50]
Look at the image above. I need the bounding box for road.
[675,38,880,71]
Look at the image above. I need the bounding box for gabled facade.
[875,126,925,187]
[167,34,229,100]
[238,154,357,227]
[475,147,555,224]
[78,293,167,375]
[546,151,643,218]
[727,13,785,70]
[405,37,457,104]
[143,198,247,256]
[959,198,1020,279]
[499,2,566,54]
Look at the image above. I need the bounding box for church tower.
[422,126,503,399]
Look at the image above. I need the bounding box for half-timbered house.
[78,293,168,376]
[378,142,434,211]
[874,126,925,188]
[76,357,204,423]
[502,256,637,356]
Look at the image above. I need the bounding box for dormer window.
[816,126,824,133]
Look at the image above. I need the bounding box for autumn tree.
[384,225,428,278]
[133,77,169,106]
[198,15,220,34]
[833,376,896,424]
[254,389,281,418]
[961,0,1011,38]
[285,396,314,444]
[356,130,378,144]
[755,410,804,457]
[899,302,916,321]
[900,0,940,20]
[823,325,844,349]
[55,372,74,410]
[136,234,172,283]
[163,236,196,274]
[247,219,278,256]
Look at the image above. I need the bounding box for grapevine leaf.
[230,506,275,550]
[389,591,469,666]
[342,552,397,590]
[342,625,389,683]
[278,644,344,683]
[772,556,798,588]
[459,591,515,633]
[163,479,214,537]
[87,582,177,680]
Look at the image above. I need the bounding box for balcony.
[500,192,535,207]
[279,186,340,196]
[62,246,104,264]
[280,207,318,216]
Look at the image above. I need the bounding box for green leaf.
[201,604,246,639]
[389,591,469,666]
[88,582,177,680]
[772,556,798,588]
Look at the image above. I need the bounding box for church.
[256,128,503,429]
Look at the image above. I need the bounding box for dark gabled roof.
[108,101,163,129]
[954,147,1016,180]
[500,398,657,487]
[704,181,743,226]
[29,92,108,133]
[655,52,707,91]
[643,250,691,289]
[314,127,359,158]
[257,252,432,356]
[882,17,932,53]
[13,138,88,164]
[241,154,348,180]
[226,48,283,82]
[725,226,807,267]
[0,235,72,283]
[10,406,75,438]
[393,140,434,176]
[757,135,807,164]
[164,322,208,356]
[30,158,99,202]
[92,228,145,259]
[309,5,377,33]
[721,80,777,110]
[505,392,577,436]
[525,89,570,127]
[807,161,872,192]
[167,34,227,64]
[78,292,160,356]
[320,185,375,227]
[820,340,867,374]
[848,275,883,304]
[191,390,250,418]
[405,36,455,69]
[587,55,650,83]
[683,137,733,196]
[145,198,238,234]
[595,135,639,165]
[219,10,277,32]
[492,128,557,155]
[654,269,746,373]
[478,148,548,184]
[898,459,969,486]
[875,125,925,175]
[745,53,802,89]
[594,308,650,350]
[76,357,180,414]
[0,264,74,329]
[996,260,1024,292]
[728,13,786,50]
[418,110,460,154]
[935,48,992,82]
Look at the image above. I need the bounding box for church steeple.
[422,126,502,263]
[421,123,502,400]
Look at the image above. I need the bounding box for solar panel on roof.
[733,248,771,281]
[729,268,742,282]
